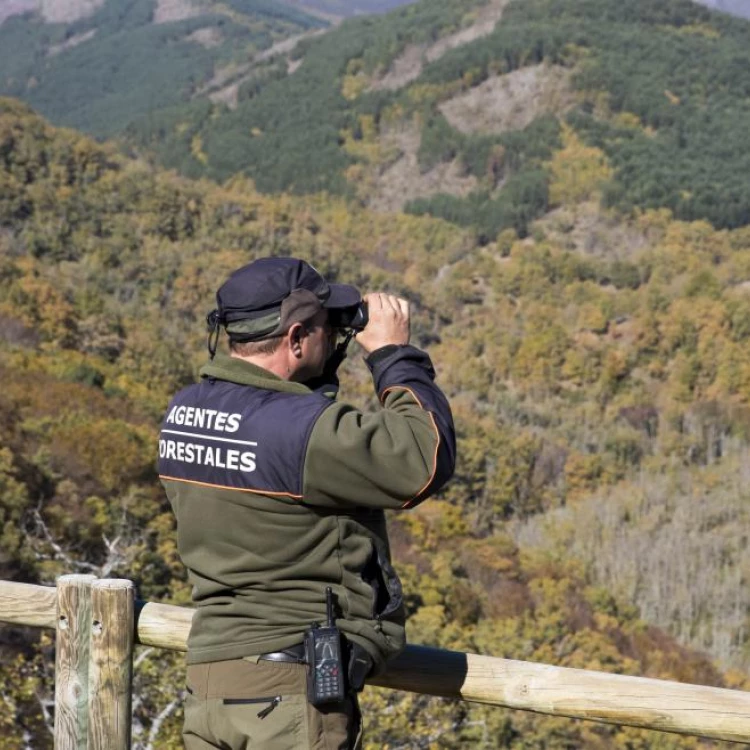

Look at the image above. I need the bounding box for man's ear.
[289,323,305,358]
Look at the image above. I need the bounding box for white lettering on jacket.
[166,406,242,433]
[159,439,257,473]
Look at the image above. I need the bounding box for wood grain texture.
[0,580,56,628]
[370,646,750,743]
[2,580,750,743]
[87,580,134,750]
[54,575,97,750]
[135,600,193,651]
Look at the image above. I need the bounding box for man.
[158,257,455,749]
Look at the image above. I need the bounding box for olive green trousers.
[183,657,362,750]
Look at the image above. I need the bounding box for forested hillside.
[117,0,750,238]
[0,0,327,137]
[4,0,750,241]
[5,0,750,240]
[3,94,750,748]
[3,2,750,748]
[0,0,424,145]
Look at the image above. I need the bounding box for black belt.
[257,641,373,692]
[257,643,306,664]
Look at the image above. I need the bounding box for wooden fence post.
[54,574,97,750]
[87,579,135,750]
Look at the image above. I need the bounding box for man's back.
[160,348,454,672]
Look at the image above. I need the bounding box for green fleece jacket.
[158,346,455,671]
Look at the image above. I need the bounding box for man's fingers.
[365,292,403,316]
[382,294,400,315]
[376,294,408,317]
[365,292,383,309]
[356,292,410,353]
[362,294,410,323]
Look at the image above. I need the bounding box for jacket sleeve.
[302,345,456,510]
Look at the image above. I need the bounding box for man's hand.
[355,293,410,354]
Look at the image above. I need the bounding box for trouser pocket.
[184,660,362,749]
[213,693,308,750]
[185,659,310,749]
[223,694,282,718]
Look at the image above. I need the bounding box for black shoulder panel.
[158,379,330,498]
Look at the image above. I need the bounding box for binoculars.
[329,302,368,331]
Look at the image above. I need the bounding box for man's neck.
[229,352,290,381]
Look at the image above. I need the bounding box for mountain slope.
[120,0,750,238]
[5,93,750,669]
[0,0,327,137]
[2,99,748,748]
[4,0,750,238]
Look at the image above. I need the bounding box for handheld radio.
[304,587,346,705]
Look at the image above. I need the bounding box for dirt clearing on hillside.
[40,0,103,23]
[1,1,37,26]
[48,29,97,55]
[202,29,325,108]
[439,65,576,135]
[364,124,478,214]
[538,202,652,259]
[154,0,202,24]
[370,0,508,92]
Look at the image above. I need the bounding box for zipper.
[257,696,282,719]
[222,695,283,719]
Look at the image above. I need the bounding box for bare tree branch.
[144,693,183,750]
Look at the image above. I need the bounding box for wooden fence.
[2,576,750,748]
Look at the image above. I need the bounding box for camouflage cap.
[212,257,360,342]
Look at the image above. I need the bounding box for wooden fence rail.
[1,577,750,748]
